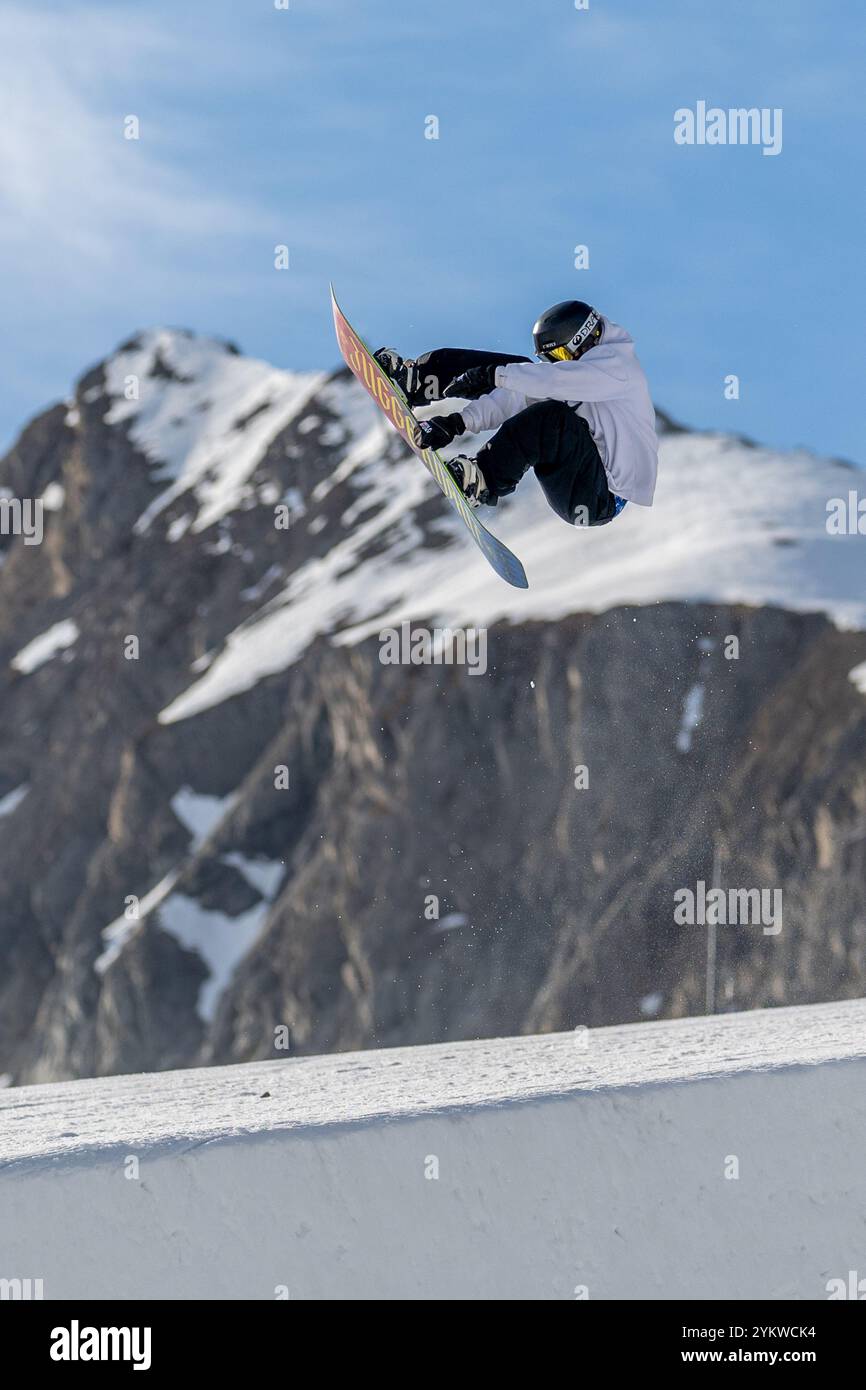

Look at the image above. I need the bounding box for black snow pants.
[408,347,617,527]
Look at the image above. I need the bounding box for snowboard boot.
[373,347,419,401]
[446,455,495,508]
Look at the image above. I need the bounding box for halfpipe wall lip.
[2,998,865,1168]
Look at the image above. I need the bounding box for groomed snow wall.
[2,1000,865,1300]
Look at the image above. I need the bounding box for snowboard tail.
[330,287,528,589]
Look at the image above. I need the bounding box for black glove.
[411,414,465,451]
[443,364,499,400]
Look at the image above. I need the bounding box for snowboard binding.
[373,347,420,402]
[446,455,494,509]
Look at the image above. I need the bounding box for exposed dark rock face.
[1,332,864,1086]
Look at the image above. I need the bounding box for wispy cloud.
[0,5,263,282]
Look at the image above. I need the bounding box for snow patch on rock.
[156,894,270,1022]
[171,787,236,847]
[0,783,28,817]
[849,662,866,694]
[11,619,79,674]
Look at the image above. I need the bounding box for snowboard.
[330,287,529,589]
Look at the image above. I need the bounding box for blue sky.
[0,0,863,463]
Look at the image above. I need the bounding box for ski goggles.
[538,344,573,363]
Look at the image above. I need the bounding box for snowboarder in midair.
[375,301,658,527]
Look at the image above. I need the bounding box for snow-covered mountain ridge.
[85,329,866,726]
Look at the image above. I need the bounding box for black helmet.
[533,300,603,361]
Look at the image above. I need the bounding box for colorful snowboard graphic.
[330,288,529,589]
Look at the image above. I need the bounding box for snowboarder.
[375,301,658,527]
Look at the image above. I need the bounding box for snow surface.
[94,872,180,974]
[170,786,236,846]
[5,999,863,1162]
[39,481,65,511]
[11,619,79,674]
[849,662,866,694]
[675,681,705,753]
[222,852,284,901]
[94,777,281,1017]
[129,339,865,723]
[156,894,271,1023]
[0,783,28,817]
[1,999,865,1298]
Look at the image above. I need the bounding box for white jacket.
[460,317,659,506]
